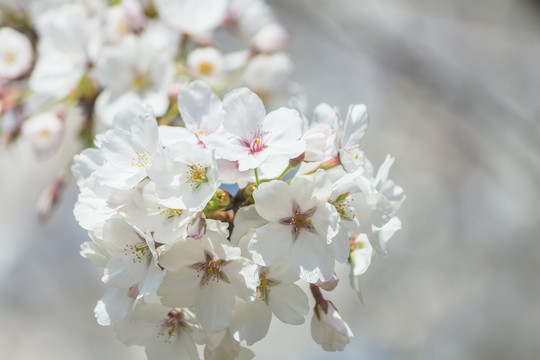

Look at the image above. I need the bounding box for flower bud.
[122,0,146,33]
[251,23,289,53]
[187,212,207,240]
[311,301,353,352]
[36,172,67,219]
[314,272,339,292]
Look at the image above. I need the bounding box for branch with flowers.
[74,80,405,359]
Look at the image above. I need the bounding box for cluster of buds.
[73,80,405,359]
[0,0,294,217]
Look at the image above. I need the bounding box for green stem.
[254,168,260,185]
[275,164,292,180]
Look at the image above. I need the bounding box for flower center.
[132,73,148,90]
[158,309,185,343]
[132,150,150,168]
[192,252,230,285]
[5,53,16,65]
[198,61,215,76]
[329,192,354,221]
[187,163,209,189]
[249,136,265,154]
[281,207,315,233]
[124,243,150,264]
[157,206,183,218]
[257,270,273,303]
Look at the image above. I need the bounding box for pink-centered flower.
[206,87,305,172]
[158,231,259,333]
[248,172,341,283]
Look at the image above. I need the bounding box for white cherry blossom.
[187,47,225,85]
[100,218,163,297]
[21,111,64,157]
[148,141,219,210]
[123,180,195,245]
[94,104,161,190]
[249,173,341,283]
[208,87,305,172]
[158,232,259,333]
[94,27,176,122]
[230,261,309,345]
[115,303,204,360]
[0,27,33,80]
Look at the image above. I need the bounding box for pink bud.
[311,301,353,352]
[187,212,207,239]
[127,284,139,299]
[36,172,67,219]
[122,0,146,33]
[314,272,339,292]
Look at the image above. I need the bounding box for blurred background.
[1,0,539,358]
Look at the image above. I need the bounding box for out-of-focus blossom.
[251,23,289,54]
[0,27,33,80]
[21,111,63,156]
[187,47,225,85]
[154,0,228,35]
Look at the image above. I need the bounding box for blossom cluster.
[0,0,294,216]
[73,80,405,359]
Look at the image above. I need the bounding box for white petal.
[194,281,235,333]
[289,231,334,283]
[332,226,351,263]
[223,258,259,301]
[249,223,294,266]
[253,180,293,222]
[178,80,223,134]
[230,205,267,246]
[263,108,305,158]
[222,87,266,139]
[342,104,368,148]
[157,271,200,308]
[94,287,131,326]
[268,282,309,325]
[230,299,272,346]
[102,256,147,288]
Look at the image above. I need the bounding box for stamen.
[242,128,268,155]
[157,206,183,218]
[281,207,315,233]
[123,243,150,264]
[131,150,150,168]
[187,163,209,189]
[257,270,273,303]
[329,192,354,221]
[157,309,185,343]
[191,252,230,285]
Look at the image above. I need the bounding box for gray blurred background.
[1,0,539,358]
